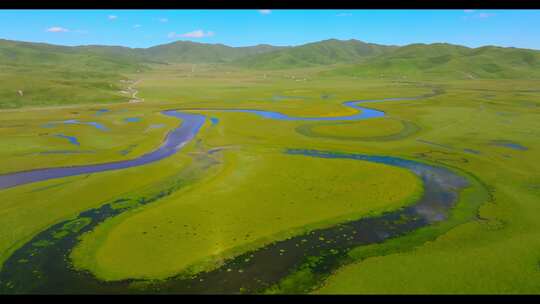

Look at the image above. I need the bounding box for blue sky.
[0,9,539,50]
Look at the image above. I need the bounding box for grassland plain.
[0,65,433,282]
[70,148,422,281]
[0,65,430,275]
[0,66,132,109]
[0,60,539,293]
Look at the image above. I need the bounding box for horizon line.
[1,36,539,52]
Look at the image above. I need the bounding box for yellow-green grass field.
[70,149,422,281]
[1,63,539,293]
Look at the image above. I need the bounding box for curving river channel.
[0,88,442,190]
[0,89,470,294]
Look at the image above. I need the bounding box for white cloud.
[169,29,215,39]
[336,13,353,17]
[46,26,69,33]
[159,18,168,23]
[463,11,497,20]
[108,15,118,20]
[133,24,142,28]
[464,9,475,13]
[478,12,496,19]
[259,9,271,15]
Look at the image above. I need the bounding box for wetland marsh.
[0,33,539,294]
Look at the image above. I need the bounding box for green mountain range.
[1,38,539,108]
[2,38,538,77]
[231,39,396,69]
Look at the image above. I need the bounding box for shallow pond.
[43,120,108,131]
[124,117,142,123]
[490,140,528,151]
[95,109,109,116]
[54,134,80,146]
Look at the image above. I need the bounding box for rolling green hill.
[0,39,149,108]
[321,43,540,80]
[141,41,287,63]
[232,39,396,69]
[231,40,540,79]
[0,39,146,72]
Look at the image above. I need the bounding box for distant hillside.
[141,41,287,63]
[322,43,540,80]
[0,39,285,108]
[0,39,145,72]
[1,37,539,108]
[0,39,147,108]
[232,39,396,69]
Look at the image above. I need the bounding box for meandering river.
[0,88,442,190]
[0,88,471,294]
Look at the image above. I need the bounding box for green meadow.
[0,38,539,294]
